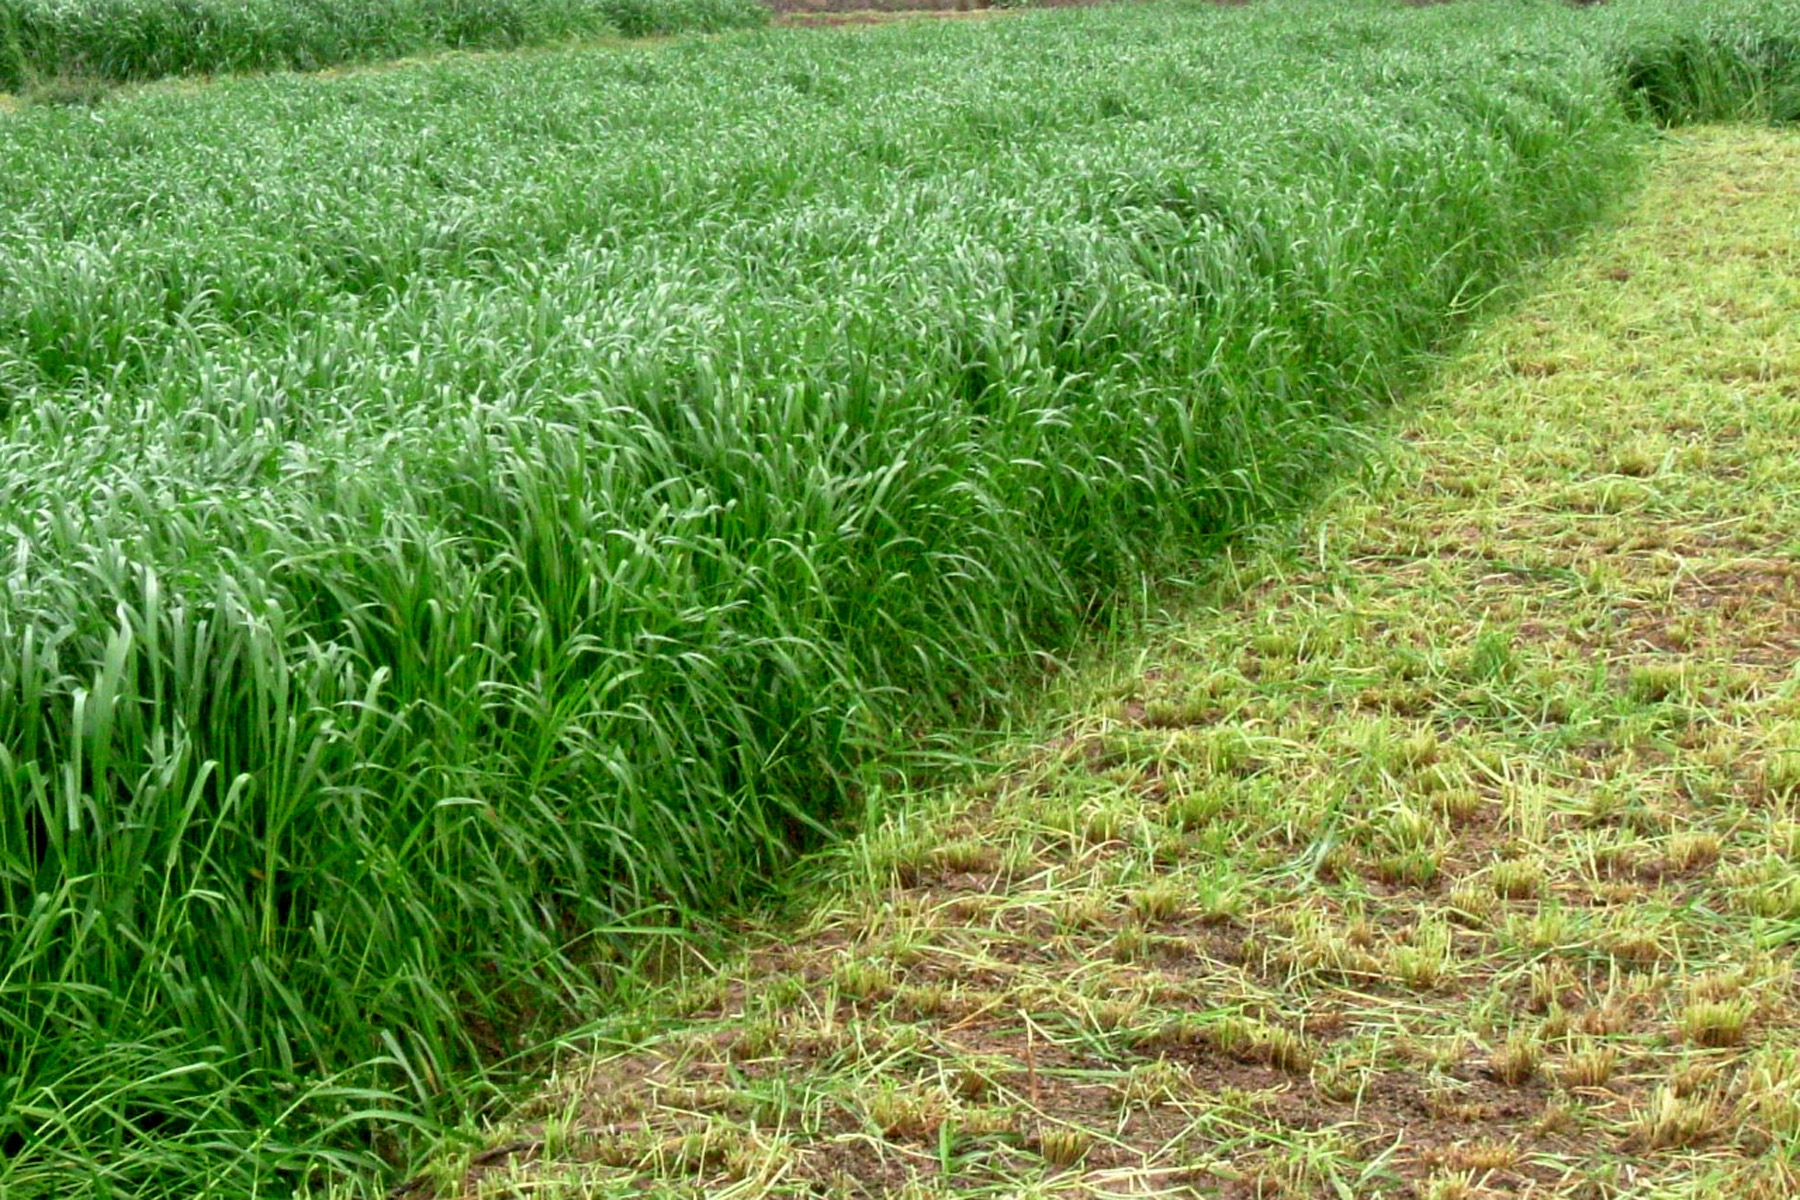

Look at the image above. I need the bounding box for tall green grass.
[1609,0,1800,122]
[0,0,766,92]
[0,0,1797,1196]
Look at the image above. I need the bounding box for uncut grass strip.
[0,0,769,94]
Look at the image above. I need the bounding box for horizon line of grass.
[0,0,768,95]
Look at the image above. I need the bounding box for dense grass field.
[452,123,1800,1200]
[0,0,1796,1196]
[0,0,766,93]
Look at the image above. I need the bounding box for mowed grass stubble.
[0,0,1797,1195]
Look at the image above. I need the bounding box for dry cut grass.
[421,124,1800,1200]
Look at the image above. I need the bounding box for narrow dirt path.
[434,125,1800,1200]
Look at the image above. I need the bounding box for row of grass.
[0,0,1797,1196]
[0,0,766,93]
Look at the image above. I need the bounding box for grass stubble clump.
[0,0,1796,1195]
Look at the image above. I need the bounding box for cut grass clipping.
[0,0,1797,1196]
[437,123,1800,1200]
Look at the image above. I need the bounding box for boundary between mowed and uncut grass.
[417,122,1800,1200]
[2,3,1799,1198]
